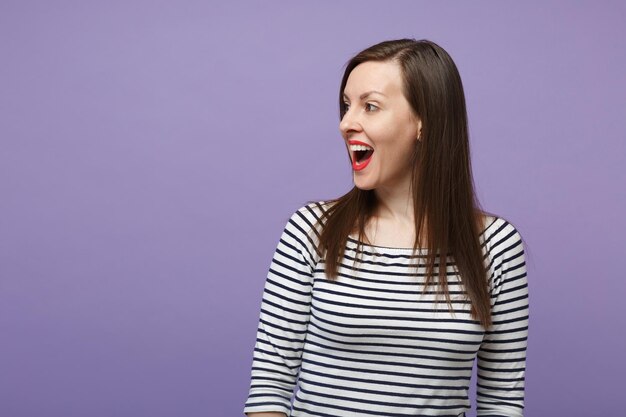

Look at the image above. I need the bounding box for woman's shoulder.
[279,200,335,264]
[280,200,334,240]
[478,210,526,258]
[479,210,522,234]
[292,199,336,225]
[299,199,336,212]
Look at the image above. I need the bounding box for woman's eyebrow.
[342,90,387,100]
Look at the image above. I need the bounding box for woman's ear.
[417,120,422,141]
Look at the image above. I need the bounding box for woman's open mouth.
[349,143,374,171]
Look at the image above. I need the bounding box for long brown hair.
[306,38,495,329]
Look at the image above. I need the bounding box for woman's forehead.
[344,61,403,98]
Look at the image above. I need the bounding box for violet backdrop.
[1,1,624,416]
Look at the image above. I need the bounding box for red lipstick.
[348,140,374,171]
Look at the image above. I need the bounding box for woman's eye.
[343,102,377,112]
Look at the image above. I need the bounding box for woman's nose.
[339,109,361,136]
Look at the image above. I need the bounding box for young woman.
[244,38,529,417]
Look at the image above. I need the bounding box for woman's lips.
[348,139,374,171]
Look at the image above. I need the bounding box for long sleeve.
[243,208,316,416]
[476,221,530,417]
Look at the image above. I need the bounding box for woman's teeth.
[349,144,374,162]
[351,147,374,171]
[349,144,373,151]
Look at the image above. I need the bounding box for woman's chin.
[353,180,376,191]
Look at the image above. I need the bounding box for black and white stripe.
[244,201,529,417]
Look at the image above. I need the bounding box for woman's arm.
[246,413,287,417]
[476,222,529,417]
[242,207,316,416]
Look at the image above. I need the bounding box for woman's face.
[339,60,422,192]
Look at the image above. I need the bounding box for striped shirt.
[243,201,529,417]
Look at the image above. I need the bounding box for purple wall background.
[1,1,624,416]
